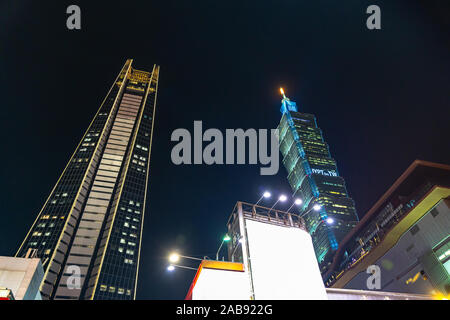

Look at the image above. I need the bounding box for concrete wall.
[0,256,44,300]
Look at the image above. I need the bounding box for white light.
[326,218,334,224]
[295,198,303,205]
[169,253,180,263]
[238,238,244,244]
[263,191,271,198]
[279,195,287,202]
[167,265,175,271]
[313,204,321,211]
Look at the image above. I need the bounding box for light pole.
[168,252,203,263]
[167,264,197,271]
[216,234,231,260]
[268,194,288,213]
[286,198,303,213]
[255,191,271,205]
[299,203,322,218]
[167,252,204,273]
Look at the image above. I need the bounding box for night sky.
[0,1,449,299]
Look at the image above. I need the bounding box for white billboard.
[245,219,328,300]
[192,268,251,300]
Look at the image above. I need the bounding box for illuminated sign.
[311,168,337,177]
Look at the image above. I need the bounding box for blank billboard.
[192,268,251,300]
[245,219,328,300]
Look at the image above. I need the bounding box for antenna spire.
[280,87,288,100]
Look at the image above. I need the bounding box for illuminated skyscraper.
[15,59,159,299]
[277,89,358,271]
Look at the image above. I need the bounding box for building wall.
[343,199,450,295]
[0,257,44,300]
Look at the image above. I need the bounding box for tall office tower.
[15,59,159,300]
[277,89,358,271]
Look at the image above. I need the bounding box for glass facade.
[277,93,358,270]
[15,59,159,300]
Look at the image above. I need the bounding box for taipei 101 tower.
[277,88,359,272]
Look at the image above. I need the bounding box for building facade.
[325,160,450,298]
[15,59,159,300]
[277,90,359,270]
[0,256,44,300]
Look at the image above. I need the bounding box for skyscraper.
[277,89,358,271]
[15,59,159,300]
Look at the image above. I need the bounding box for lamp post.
[166,252,204,273]
[215,234,231,261]
[299,203,322,218]
[167,264,197,272]
[286,198,303,213]
[268,194,288,213]
[168,252,203,263]
[255,191,271,205]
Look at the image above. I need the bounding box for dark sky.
[0,1,449,299]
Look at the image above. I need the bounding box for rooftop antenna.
[280,87,289,101]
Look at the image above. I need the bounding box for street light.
[255,191,271,205]
[168,252,203,262]
[216,234,232,261]
[269,194,288,213]
[166,252,204,273]
[299,204,322,218]
[169,253,180,263]
[167,264,198,272]
[286,198,303,213]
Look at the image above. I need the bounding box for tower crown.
[279,87,298,114]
